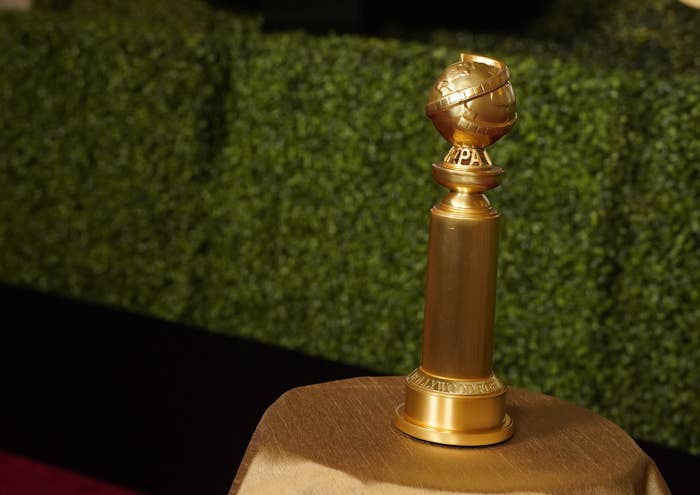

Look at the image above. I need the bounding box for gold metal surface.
[395,53,517,446]
[231,377,670,494]
[679,0,700,10]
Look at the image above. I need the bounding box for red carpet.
[0,451,144,495]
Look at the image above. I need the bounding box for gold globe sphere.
[426,54,517,150]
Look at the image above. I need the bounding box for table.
[230,376,669,494]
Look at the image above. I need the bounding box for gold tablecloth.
[230,376,669,494]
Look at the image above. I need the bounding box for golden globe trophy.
[232,52,671,494]
[395,53,517,446]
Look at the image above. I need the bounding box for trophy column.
[395,53,517,446]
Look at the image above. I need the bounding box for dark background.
[1,283,373,494]
[242,0,554,34]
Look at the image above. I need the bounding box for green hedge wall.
[1,0,699,454]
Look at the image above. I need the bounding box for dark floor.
[0,283,696,494]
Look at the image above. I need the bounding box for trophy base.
[395,405,513,446]
[394,370,514,446]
